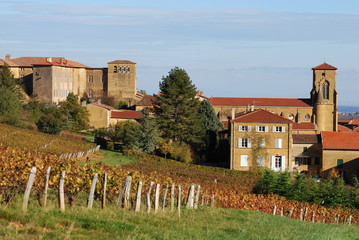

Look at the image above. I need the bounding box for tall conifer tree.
[153,67,204,143]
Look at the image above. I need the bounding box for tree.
[36,105,64,134]
[153,67,204,144]
[138,109,158,153]
[58,93,89,131]
[0,65,22,126]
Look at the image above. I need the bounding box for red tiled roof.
[209,97,312,107]
[338,125,353,133]
[111,110,142,119]
[33,59,89,68]
[349,120,359,126]
[293,122,316,130]
[136,95,156,106]
[312,63,337,70]
[322,131,359,150]
[8,57,89,68]
[0,59,18,67]
[292,134,320,144]
[353,127,359,133]
[108,60,136,64]
[231,109,293,123]
[94,102,113,110]
[338,119,352,124]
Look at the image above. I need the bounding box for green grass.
[0,194,358,240]
[84,135,95,143]
[86,149,137,166]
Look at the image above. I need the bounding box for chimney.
[247,105,250,112]
[5,54,11,60]
[231,108,235,120]
[46,57,52,62]
[251,104,254,112]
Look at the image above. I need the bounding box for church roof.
[231,109,293,123]
[293,122,316,130]
[312,63,337,70]
[108,60,136,64]
[210,97,312,107]
[322,131,359,150]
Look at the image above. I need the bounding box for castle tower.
[310,63,338,132]
[107,60,137,105]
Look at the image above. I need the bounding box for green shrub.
[169,141,193,163]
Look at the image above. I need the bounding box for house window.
[322,81,329,100]
[240,155,248,167]
[304,114,310,121]
[127,66,130,73]
[118,66,122,73]
[275,156,282,169]
[256,126,268,132]
[288,114,294,120]
[315,157,320,165]
[273,126,285,132]
[295,157,311,165]
[238,125,251,132]
[303,147,307,152]
[114,66,117,73]
[337,159,344,169]
[258,138,265,148]
[275,138,282,148]
[88,89,93,98]
[257,156,265,167]
[238,138,251,148]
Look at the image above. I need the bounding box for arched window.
[127,66,130,73]
[114,66,117,73]
[119,66,122,73]
[322,81,329,99]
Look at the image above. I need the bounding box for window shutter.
[238,125,242,132]
[282,126,285,132]
[281,156,286,171]
[247,138,251,148]
[272,126,276,132]
[278,139,282,148]
[240,155,248,167]
[271,156,275,170]
[265,126,268,132]
[255,126,259,132]
[238,138,242,148]
[248,126,251,132]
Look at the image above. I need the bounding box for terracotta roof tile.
[108,60,136,64]
[111,110,142,119]
[210,97,312,107]
[293,122,316,130]
[338,119,352,124]
[312,63,337,70]
[231,109,293,123]
[349,120,359,126]
[8,57,90,68]
[0,59,18,67]
[322,131,359,150]
[136,95,156,106]
[293,134,320,144]
[338,125,353,133]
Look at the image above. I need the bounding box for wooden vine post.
[170,183,175,211]
[123,176,132,210]
[162,184,168,210]
[59,171,66,212]
[186,185,195,209]
[154,184,160,213]
[147,181,154,213]
[102,173,107,209]
[194,185,201,209]
[87,173,98,209]
[22,167,37,212]
[42,166,51,208]
[178,186,181,217]
[116,177,127,210]
[135,181,142,212]
[272,205,277,215]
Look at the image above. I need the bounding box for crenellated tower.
[310,63,338,132]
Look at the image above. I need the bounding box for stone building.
[222,63,359,180]
[0,54,137,105]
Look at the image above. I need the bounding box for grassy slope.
[0,194,358,240]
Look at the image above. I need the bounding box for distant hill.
[338,106,359,113]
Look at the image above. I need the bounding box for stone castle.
[0,54,138,105]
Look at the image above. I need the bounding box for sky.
[1,0,359,105]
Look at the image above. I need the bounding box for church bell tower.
[310,63,338,132]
